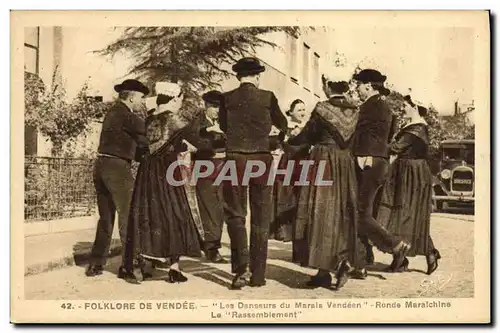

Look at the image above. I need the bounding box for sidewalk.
[24,226,122,276]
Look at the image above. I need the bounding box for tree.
[97,26,302,120]
[24,70,107,156]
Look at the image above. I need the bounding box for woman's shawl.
[390,121,429,155]
[146,112,190,155]
[313,96,359,143]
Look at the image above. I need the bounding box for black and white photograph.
[11,10,490,323]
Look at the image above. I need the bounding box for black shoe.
[117,266,127,278]
[385,255,409,272]
[426,249,441,275]
[334,261,350,290]
[142,271,153,280]
[349,268,368,280]
[231,272,250,290]
[118,266,142,284]
[249,279,266,287]
[306,272,332,288]
[85,264,103,277]
[166,269,188,283]
[206,249,228,264]
[386,257,410,273]
[392,242,411,272]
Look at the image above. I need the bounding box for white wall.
[214,27,339,117]
[34,27,137,156]
[59,27,133,102]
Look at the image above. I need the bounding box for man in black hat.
[350,69,410,278]
[219,57,288,289]
[86,79,150,278]
[189,90,228,263]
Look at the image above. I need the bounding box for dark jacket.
[390,123,429,159]
[97,101,148,162]
[188,113,226,160]
[219,83,288,153]
[352,94,394,158]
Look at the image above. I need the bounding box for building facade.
[217,27,338,115]
[24,26,135,156]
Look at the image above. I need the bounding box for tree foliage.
[24,70,108,155]
[97,26,302,120]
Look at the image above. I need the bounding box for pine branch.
[95,26,303,120]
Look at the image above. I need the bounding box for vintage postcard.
[11,10,490,324]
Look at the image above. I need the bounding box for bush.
[24,70,108,156]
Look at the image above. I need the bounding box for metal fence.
[24,156,97,222]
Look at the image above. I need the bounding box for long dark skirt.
[292,145,358,271]
[269,179,298,242]
[269,145,309,242]
[124,146,203,269]
[376,158,434,257]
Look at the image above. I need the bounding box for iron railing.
[24,156,97,222]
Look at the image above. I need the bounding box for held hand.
[389,155,398,164]
[206,123,223,134]
[271,148,284,157]
[182,139,197,153]
[357,156,374,170]
[290,127,302,137]
[269,126,281,136]
[366,156,373,168]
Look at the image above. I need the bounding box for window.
[24,47,38,74]
[24,27,39,74]
[25,27,39,47]
[24,27,40,156]
[313,52,320,94]
[302,43,310,89]
[288,35,299,82]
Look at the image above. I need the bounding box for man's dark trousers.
[223,152,273,284]
[90,156,135,265]
[356,157,400,267]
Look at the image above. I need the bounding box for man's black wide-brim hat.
[352,69,387,84]
[232,57,266,76]
[114,79,150,95]
[202,90,224,106]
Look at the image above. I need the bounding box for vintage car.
[432,139,474,212]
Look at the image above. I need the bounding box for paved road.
[25,213,474,300]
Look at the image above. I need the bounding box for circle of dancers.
[85,56,441,290]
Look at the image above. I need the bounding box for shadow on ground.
[220,241,294,263]
[72,240,122,267]
[71,239,414,288]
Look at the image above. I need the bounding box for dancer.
[123,82,204,284]
[290,76,359,290]
[86,79,149,278]
[350,69,411,279]
[219,57,288,289]
[192,90,228,263]
[269,99,309,242]
[376,94,441,274]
